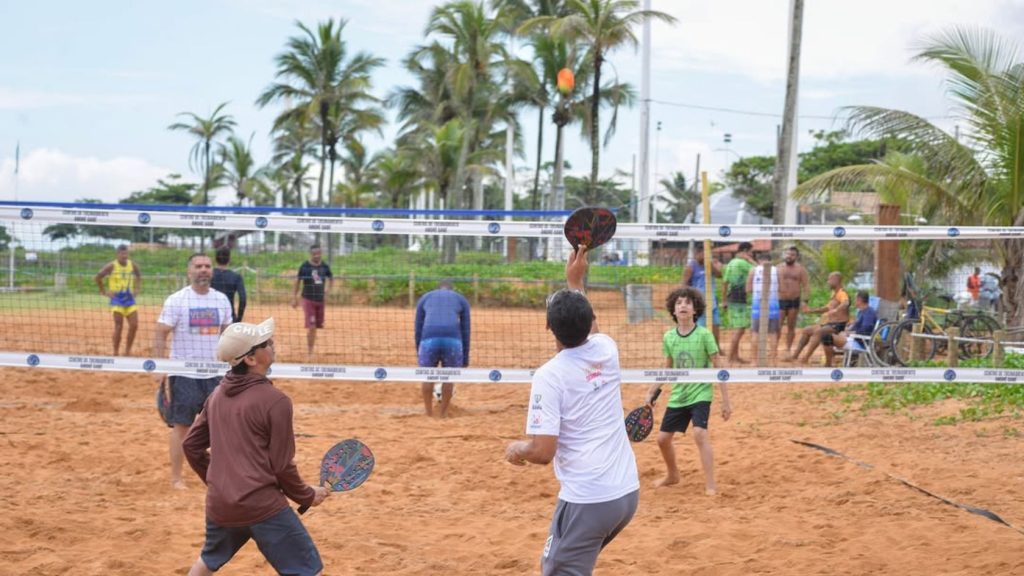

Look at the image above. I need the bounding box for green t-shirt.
[723,257,754,303]
[662,325,719,407]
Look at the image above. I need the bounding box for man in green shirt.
[647,287,732,495]
[721,242,756,365]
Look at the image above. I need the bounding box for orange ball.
[557,68,575,94]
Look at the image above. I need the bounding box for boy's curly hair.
[666,287,705,324]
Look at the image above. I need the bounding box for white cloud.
[0,88,84,110]
[645,0,1005,81]
[232,0,433,39]
[0,87,160,110]
[0,148,172,203]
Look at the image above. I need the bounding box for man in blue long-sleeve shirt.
[823,290,878,366]
[415,279,471,418]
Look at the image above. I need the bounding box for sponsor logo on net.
[415,367,462,382]
[300,365,347,378]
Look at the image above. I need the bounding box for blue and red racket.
[298,438,375,514]
[564,207,617,251]
[624,389,661,442]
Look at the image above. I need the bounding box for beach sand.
[0,365,1022,575]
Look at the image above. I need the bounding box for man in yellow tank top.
[94,244,142,355]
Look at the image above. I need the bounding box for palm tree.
[374,148,421,210]
[269,116,318,209]
[324,103,386,203]
[425,1,512,211]
[659,171,700,224]
[527,0,675,192]
[493,0,570,210]
[168,102,236,249]
[221,134,263,206]
[389,42,461,143]
[257,19,385,210]
[792,27,1024,323]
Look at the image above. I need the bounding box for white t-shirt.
[158,286,233,376]
[525,333,639,504]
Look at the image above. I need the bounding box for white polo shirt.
[525,333,639,504]
[158,286,233,377]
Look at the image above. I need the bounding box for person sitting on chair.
[823,291,877,367]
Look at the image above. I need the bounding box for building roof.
[711,239,772,254]
[676,188,772,225]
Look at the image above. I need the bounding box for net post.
[757,262,769,367]
[994,330,1005,367]
[909,323,921,362]
[946,327,959,368]
[408,271,416,307]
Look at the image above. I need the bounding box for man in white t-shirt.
[505,246,639,575]
[154,253,233,489]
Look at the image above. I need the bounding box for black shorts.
[660,402,711,433]
[201,506,323,575]
[164,376,220,428]
[820,322,847,346]
[779,298,801,311]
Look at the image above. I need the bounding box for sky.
[2,0,1024,206]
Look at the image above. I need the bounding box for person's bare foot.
[705,487,717,496]
[652,474,680,488]
[171,479,187,490]
[732,357,750,365]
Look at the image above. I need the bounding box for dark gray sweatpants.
[541,489,639,576]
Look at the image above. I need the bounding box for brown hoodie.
[183,372,315,527]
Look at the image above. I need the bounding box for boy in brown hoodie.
[183,318,329,576]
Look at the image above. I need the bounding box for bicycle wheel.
[868,320,900,367]
[957,313,1000,359]
[892,320,938,366]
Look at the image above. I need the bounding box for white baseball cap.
[217,318,275,366]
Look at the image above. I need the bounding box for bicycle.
[890,295,1000,366]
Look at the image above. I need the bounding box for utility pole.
[772,0,803,225]
[635,0,653,264]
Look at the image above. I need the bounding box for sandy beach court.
[0,367,1022,575]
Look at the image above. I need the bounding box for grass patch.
[814,354,1024,425]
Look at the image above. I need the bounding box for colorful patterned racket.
[564,207,617,251]
[624,388,661,442]
[298,438,375,514]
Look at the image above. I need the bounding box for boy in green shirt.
[647,287,732,495]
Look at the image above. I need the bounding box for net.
[0,202,1021,383]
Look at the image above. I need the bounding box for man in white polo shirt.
[505,246,639,575]
[154,253,233,489]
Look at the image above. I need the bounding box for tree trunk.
[550,119,567,262]
[446,116,476,265]
[1003,239,1024,327]
[327,154,336,259]
[529,106,545,260]
[201,140,211,251]
[532,106,545,210]
[590,54,602,195]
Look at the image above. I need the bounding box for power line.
[648,98,954,122]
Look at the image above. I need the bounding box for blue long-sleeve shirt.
[849,306,878,337]
[415,289,471,363]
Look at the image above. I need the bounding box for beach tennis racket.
[624,388,661,442]
[156,376,171,425]
[564,207,617,251]
[297,438,375,514]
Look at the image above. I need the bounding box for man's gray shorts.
[541,489,639,576]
